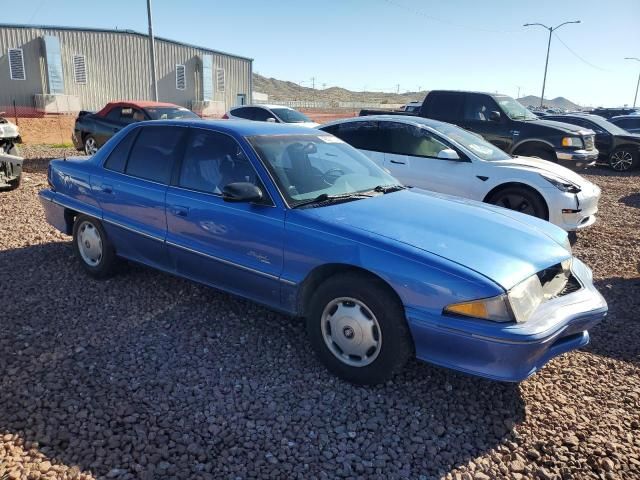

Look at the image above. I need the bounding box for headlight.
[541,174,581,193]
[444,274,544,324]
[507,274,543,323]
[444,294,512,323]
[561,136,583,148]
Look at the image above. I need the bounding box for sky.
[6,0,640,107]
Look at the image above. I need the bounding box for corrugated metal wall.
[0,25,252,111]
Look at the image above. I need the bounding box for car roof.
[96,101,183,117]
[320,114,452,130]
[231,104,294,110]
[428,89,511,98]
[610,115,639,120]
[137,118,322,136]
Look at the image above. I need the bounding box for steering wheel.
[322,168,345,186]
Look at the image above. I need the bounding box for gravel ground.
[0,145,639,480]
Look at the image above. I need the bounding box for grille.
[584,135,595,150]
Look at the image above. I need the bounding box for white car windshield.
[433,123,511,161]
[271,108,312,123]
[248,134,400,206]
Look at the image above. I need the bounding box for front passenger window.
[178,130,262,195]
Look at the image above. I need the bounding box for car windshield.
[495,96,538,120]
[582,116,629,135]
[432,123,511,161]
[271,108,312,123]
[145,107,199,120]
[248,133,400,206]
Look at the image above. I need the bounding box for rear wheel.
[488,186,548,220]
[306,272,413,385]
[72,215,117,278]
[84,135,98,155]
[608,147,638,171]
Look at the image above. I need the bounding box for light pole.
[624,57,640,107]
[147,0,158,101]
[524,20,581,107]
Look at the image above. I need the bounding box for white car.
[223,104,319,128]
[320,115,600,235]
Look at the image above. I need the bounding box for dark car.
[72,101,199,155]
[360,91,599,170]
[609,115,640,134]
[589,107,639,119]
[545,114,640,171]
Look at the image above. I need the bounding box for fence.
[2,97,80,145]
[253,98,405,110]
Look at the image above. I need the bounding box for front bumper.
[0,152,23,188]
[546,183,601,232]
[555,148,599,169]
[406,258,607,382]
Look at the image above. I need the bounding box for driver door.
[378,121,478,198]
[165,128,285,306]
[461,94,513,152]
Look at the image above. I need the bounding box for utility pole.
[147,0,158,101]
[396,84,400,94]
[311,77,315,89]
[624,57,640,108]
[524,20,581,107]
[516,85,522,98]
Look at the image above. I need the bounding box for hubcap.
[85,138,97,155]
[321,297,381,367]
[610,150,633,171]
[77,221,103,267]
[495,193,537,216]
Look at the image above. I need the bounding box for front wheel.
[306,272,413,385]
[488,186,548,220]
[72,215,117,278]
[608,147,638,171]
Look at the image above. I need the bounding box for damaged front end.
[0,114,24,190]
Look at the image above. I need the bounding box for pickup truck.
[72,101,198,155]
[361,90,599,169]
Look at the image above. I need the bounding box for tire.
[72,214,118,279]
[7,175,21,190]
[608,147,638,171]
[306,272,413,385]
[568,231,578,246]
[488,186,548,220]
[519,146,557,163]
[84,135,99,155]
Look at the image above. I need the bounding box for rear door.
[165,128,285,306]
[98,125,188,270]
[379,121,478,197]
[422,92,465,122]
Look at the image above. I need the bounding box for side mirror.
[489,111,501,122]
[437,148,460,160]
[222,182,264,203]
[266,117,277,123]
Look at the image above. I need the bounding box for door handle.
[169,205,189,217]
[389,160,406,165]
[101,184,113,194]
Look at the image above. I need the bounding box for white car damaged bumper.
[546,182,601,231]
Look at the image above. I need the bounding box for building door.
[236,94,247,106]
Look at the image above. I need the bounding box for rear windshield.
[145,107,199,120]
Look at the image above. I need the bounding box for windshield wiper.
[372,184,407,194]
[292,192,373,209]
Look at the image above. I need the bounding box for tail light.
[221,113,229,119]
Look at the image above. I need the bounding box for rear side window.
[126,126,186,184]
[327,121,380,150]
[103,129,139,172]
[231,107,253,119]
[106,107,122,121]
[378,122,450,157]
[425,92,465,122]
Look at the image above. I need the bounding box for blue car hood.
[297,189,571,290]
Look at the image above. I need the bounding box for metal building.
[0,24,253,116]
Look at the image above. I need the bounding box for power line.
[553,32,610,72]
[382,0,520,34]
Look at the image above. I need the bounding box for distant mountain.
[253,73,426,104]
[253,73,580,110]
[516,95,580,110]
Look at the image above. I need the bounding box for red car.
[72,101,199,155]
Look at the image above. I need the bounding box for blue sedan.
[39,120,607,384]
